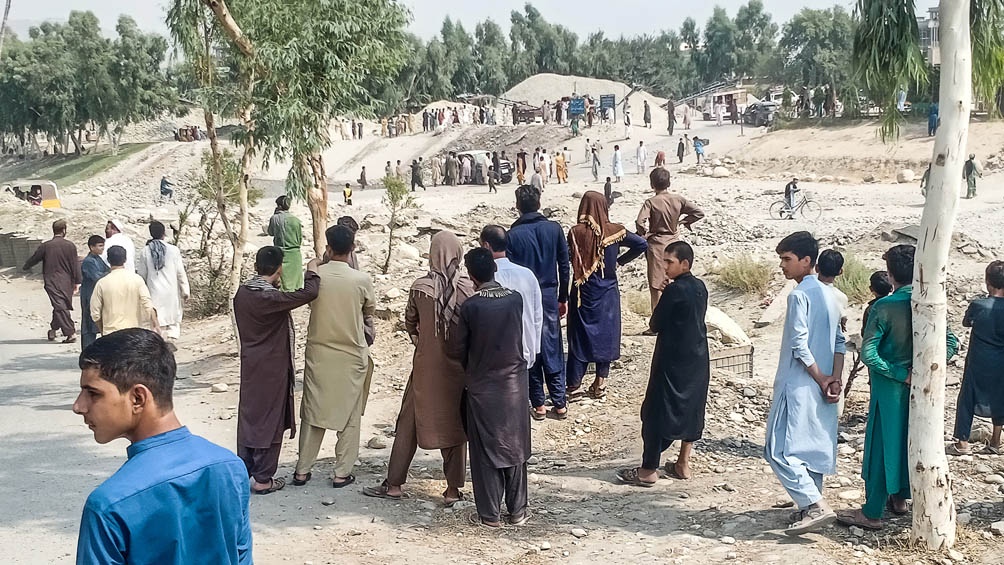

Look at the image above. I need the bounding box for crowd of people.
[17,140,1003,560]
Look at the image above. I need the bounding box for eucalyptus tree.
[854,0,1004,550]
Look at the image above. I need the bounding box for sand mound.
[503,73,668,110]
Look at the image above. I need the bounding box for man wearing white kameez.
[137,221,190,344]
[636,141,648,175]
[102,220,136,273]
[764,231,845,536]
[480,225,542,371]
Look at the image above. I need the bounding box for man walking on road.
[23,219,81,343]
[137,221,190,347]
[74,329,252,563]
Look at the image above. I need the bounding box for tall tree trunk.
[306,153,329,257]
[203,0,254,57]
[229,99,254,308]
[908,0,968,550]
[0,0,12,61]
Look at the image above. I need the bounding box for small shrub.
[835,254,873,305]
[713,255,773,295]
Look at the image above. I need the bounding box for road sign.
[599,94,616,109]
[569,98,586,116]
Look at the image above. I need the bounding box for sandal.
[531,408,546,421]
[945,443,972,456]
[47,329,56,342]
[835,509,884,531]
[62,334,77,344]
[663,460,691,480]
[587,384,607,400]
[332,474,356,488]
[980,444,1002,455]
[252,477,286,495]
[566,387,585,402]
[443,490,464,508]
[886,498,909,516]
[616,467,657,488]
[362,481,403,500]
[788,509,806,524]
[548,408,568,421]
[292,472,312,486]
[507,510,531,526]
[468,512,502,528]
[784,506,836,536]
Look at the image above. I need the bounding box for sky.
[8,0,941,41]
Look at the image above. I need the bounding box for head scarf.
[568,191,626,286]
[411,231,474,338]
[109,219,125,234]
[147,239,167,271]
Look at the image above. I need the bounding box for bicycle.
[769,194,821,221]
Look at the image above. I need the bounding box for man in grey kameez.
[764,231,846,536]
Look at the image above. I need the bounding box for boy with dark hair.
[81,235,110,349]
[74,328,252,563]
[951,260,1004,456]
[234,247,320,495]
[845,271,893,396]
[765,231,846,535]
[838,245,957,530]
[816,249,848,332]
[617,241,710,486]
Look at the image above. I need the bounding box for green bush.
[835,254,873,305]
[713,255,773,295]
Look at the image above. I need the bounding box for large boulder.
[711,158,723,167]
[706,306,752,345]
[896,169,916,183]
[711,167,731,178]
[394,243,421,261]
[701,167,714,177]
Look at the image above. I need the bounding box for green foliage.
[701,7,738,82]
[381,175,415,275]
[0,12,177,153]
[223,0,410,200]
[735,0,780,76]
[834,255,873,305]
[0,142,154,187]
[780,7,856,88]
[852,0,927,141]
[713,255,774,295]
[190,148,262,208]
[971,0,1004,117]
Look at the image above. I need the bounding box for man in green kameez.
[837,244,958,530]
[267,196,304,291]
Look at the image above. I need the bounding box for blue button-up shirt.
[76,427,252,564]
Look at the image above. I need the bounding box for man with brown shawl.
[233,246,320,494]
[566,192,647,400]
[364,231,475,505]
[635,168,704,323]
[294,225,376,489]
[449,247,531,527]
[24,219,81,343]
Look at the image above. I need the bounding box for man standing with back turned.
[74,329,252,563]
[764,231,846,536]
[449,248,531,528]
[508,186,571,420]
[23,219,81,343]
[295,225,376,489]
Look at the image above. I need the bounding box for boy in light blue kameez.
[764,231,846,536]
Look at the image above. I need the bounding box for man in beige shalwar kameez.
[635,168,704,323]
[294,225,376,488]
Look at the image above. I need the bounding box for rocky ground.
[2,73,1004,564]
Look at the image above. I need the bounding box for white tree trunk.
[908,0,969,550]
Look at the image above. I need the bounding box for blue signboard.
[569,98,586,116]
[599,94,616,109]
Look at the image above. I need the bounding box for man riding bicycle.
[783,177,799,219]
